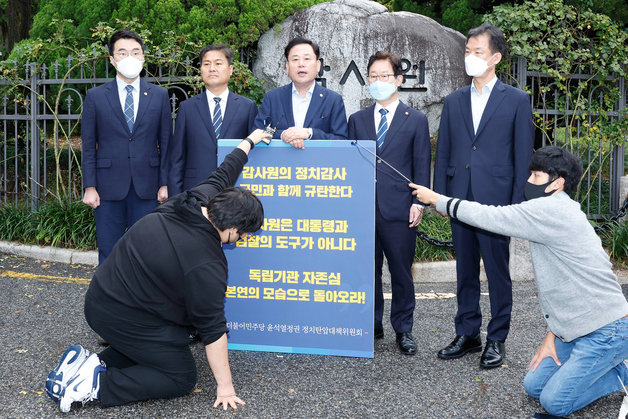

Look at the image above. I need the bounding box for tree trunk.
[4,0,33,54]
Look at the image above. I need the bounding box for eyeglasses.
[368,74,396,82]
[114,50,144,59]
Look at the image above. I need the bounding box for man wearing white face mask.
[82,29,172,264]
[433,24,534,368]
[348,51,431,355]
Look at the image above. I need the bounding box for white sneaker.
[45,345,90,402]
[59,353,106,413]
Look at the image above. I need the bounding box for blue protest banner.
[218,140,375,358]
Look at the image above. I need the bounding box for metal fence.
[0,54,626,217]
[511,56,626,219]
[0,54,197,210]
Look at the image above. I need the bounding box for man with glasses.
[348,51,431,355]
[253,37,348,148]
[81,29,172,264]
[168,44,257,195]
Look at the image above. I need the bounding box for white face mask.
[464,53,496,78]
[114,56,144,79]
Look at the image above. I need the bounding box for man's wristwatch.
[243,137,255,149]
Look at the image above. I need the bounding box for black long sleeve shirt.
[87,148,248,345]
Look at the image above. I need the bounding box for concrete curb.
[0,241,98,266]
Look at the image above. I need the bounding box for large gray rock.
[253,0,470,135]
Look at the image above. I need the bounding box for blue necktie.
[376,108,389,151]
[212,97,222,139]
[124,85,134,133]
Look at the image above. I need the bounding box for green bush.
[414,211,455,262]
[0,200,96,249]
[598,220,628,263]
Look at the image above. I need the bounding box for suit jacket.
[81,79,171,201]
[254,82,348,140]
[168,91,257,195]
[348,101,431,221]
[433,79,534,206]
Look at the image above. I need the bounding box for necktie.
[376,108,389,150]
[124,85,134,132]
[212,97,222,139]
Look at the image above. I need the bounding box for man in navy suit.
[254,37,348,148]
[433,24,534,368]
[348,51,431,355]
[82,29,171,264]
[169,44,257,195]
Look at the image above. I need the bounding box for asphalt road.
[0,253,625,418]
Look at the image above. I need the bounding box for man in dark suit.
[82,29,171,264]
[168,44,257,195]
[348,51,431,355]
[433,24,534,368]
[254,37,348,148]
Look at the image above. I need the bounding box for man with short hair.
[82,29,172,264]
[348,51,431,355]
[45,129,271,413]
[412,146,628,417]
[254,37,348,148]
[169,44,257,195]
[433,24,534,368]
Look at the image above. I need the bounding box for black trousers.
[84,291,197,407]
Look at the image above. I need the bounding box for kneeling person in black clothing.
[45,130,270,413]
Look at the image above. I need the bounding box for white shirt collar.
[291,82,315,99]
[374,98,400,115]
[206,88,229,102]
[471,76,498,95]
[116,75,140,93]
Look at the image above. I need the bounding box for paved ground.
[0,253,625,418]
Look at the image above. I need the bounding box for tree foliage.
[485,0,627,206]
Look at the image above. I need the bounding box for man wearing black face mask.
[410,146,628,417]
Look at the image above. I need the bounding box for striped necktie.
[212,97,222,139]
[124,85,134,132]
[376,108,389,151]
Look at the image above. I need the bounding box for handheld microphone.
[262,117,280,144]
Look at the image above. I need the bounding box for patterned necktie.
[376,108,389,151]
[124,85,134,132]
[212,97,222,139]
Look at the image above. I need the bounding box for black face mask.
[524,180,557,201]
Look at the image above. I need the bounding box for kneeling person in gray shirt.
[411,146,628,417]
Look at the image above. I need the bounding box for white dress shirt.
[470,76,497,134]
[116,76,140,120]
[373,99,400,133]
[291,82,315,128]
[206,88,229,118]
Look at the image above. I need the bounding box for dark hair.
[199,44,234,66]
[284,37,320,60]
[207,187,264,233]
[528,146,583,194]
[467,24,507,57]
[108,29,145,55]
[367,51,402,77]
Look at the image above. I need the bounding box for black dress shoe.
[437,334,482,359]
[480,339,505,369]
[374,327,384,340]
[396,332,417,355]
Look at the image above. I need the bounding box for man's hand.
[409,205,423,228]
[157,185,168,203]
[408,183,440,206]
[528,331,561,372]
[281,127,310,149]
[82,187,100,209]
[213,390,245,411]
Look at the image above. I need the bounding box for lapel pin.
[405,111,409,115]
[319,93,323,97]
[144,92,148,96]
